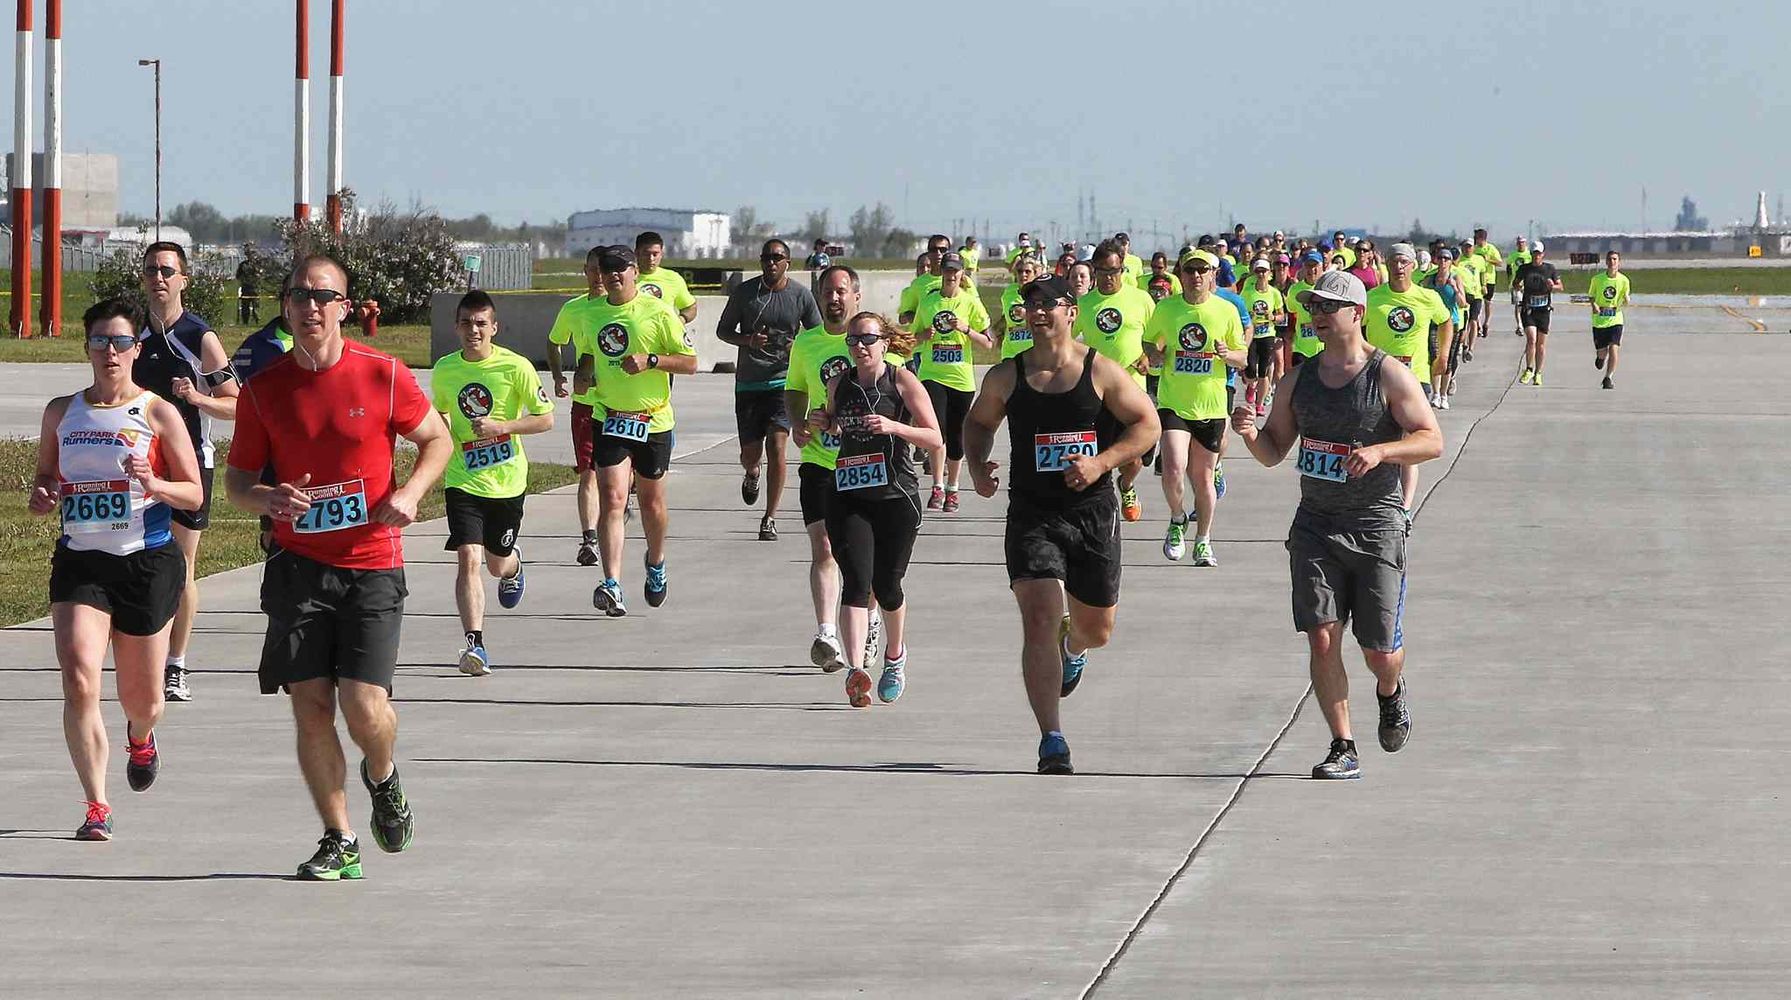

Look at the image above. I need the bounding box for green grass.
[0,323,433,367]
[1551,267,1791,296]
[0,438,578,627]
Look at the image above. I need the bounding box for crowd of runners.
[29,226,1631,875]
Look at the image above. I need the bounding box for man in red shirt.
[225,254,452,881]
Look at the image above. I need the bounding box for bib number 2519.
[1035,431,1098,472]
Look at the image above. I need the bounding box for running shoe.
[1429,396,1442,410]
[845,667,874,708]
[163,664,190,703]
[1377,679,1412,753]
[1120,488,1142,522]
[362,760,414,854]
[458,641,490,677]
[810,629,845,673]
[644,560,668,608]
[1256,403,1268,419]
[1058,615,1087,697]
[1438,395,1451,411]
[1602,376,1614,390]
[1037,732,1073,775]
[1163,519,1187,561]
[1519,368,1535,385]
[1192,539,1217,568]
[926,486,945,511]
[75,801,112,842]
[576,538,599,567]
[1462,348,1474,362]
[1312,738,1361,780]
[593,578,627,617]
[864,608,884,666]
[1213,462,1226,500]
[296,831,363,881]
[497,549,526,609]
[878,647,906,704]
[741,470,760,505]
[1595,354,1604,370]
[1533,372,1544,387]
[125,725,158,792]
[758,518,778,542]
[942,490,960,513]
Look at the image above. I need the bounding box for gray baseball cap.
[1295,269,1368,308]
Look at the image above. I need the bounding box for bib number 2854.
[1035,431,1098,472]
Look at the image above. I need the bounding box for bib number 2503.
[1035,431,1098,472]
[294,479,369,534]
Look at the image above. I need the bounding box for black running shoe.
[361,761,414,854]
[297,831,363,881]
[1601,376,1614,390]
[1312,738,1361,779]
[125,725,159,792]
[575,538,598,567]
[741,471,760,505]
[1595,354,1604,370]
[1377,680,1412,753]
[758,517,778,542]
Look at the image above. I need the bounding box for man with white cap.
[1363,243,1452,511]
[1512,242,1563,385]
[1231,268,1442,780]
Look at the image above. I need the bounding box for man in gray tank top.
[1231,269,1442,781]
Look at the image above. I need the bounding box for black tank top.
[133,310,221,467]
[1290,349,1406,532]
[1007,348,1116,511]
[832,362,918,503]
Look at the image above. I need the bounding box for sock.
[329,828,357,845]
[1194,534,1209,544]
[818,622,838,638]
[466,630,483,649]
[1045,729,1065,743]
[165,654,185,669]
[930,476,942,491]
[1171,514,1187,526]
[582,529,598,543]
[885,644,905,665]
[945,482,959,494]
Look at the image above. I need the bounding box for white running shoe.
[810,629,845,673]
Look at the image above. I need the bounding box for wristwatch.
[647,353,659,369]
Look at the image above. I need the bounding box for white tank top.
[56,389,172,555]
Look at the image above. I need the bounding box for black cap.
[940,251,965,271]
[1196,234,1216,248]
[597,245,636,271]
[1018,275,1074,308]
[1115,232,1131,242]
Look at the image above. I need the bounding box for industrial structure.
[566,208,730,258]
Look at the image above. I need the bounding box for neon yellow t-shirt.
[786,327,854,469]
[1475,242,1504,279]
[997,283,1034,360]
[1456,255,1486,298]
[548,293,602,406]
[1285,281,1323,358]
[1507,248,1531,279]
[1241,281,1285,339]
[1138,270,1182,300]
[575,293,695,433]
[899,273,943,319]
[637,267,696,312]
[1074,284,1156,387]
[959,246,981,273]
[1145,295,1245,421]
[1122,253,1145,282]
[1588,271,1630,328]
[431,346,555,499]
[1365,283,1451,383]
[912,287,990,392]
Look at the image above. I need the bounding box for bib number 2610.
[1035,431,1098,472]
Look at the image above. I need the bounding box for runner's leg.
[596,461,633,581]
[1190,436,1219,539]
[289,677,353,832]
[112,627,169,751]
[1364,647,1405,699]
[454,544,485,637]
[1159,428,1190,515]
[55,603,112,805]
[338,677,398,785]
[168,523,201,661]
[805,521,840,633]
[1013,580,1067,735]
[762,427,789,523]
[636,474,671,568]
[1307,621,1353,741]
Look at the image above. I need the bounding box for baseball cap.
[1296,269,1368,308]
[1532,241,1546,253]
[1076,244,1096,262]
[1274,253,1292,265]
[1115,232,1131,242]
[1178,248,1220,270]
[1251,257,1270,272]
[1389,242,1418,263]
[1301,250,1324,265]
[1436,248,1456,261]
[596,245,636,271]
[1018,274,1075,308]
[940,251,965,271]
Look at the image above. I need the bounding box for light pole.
[137,58,160,241]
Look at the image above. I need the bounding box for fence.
[460,242,532,291]
[0,225,135,272]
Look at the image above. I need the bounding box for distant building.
[2,152,119,229]
[566,208,730,259]
[1542,230,1741,257]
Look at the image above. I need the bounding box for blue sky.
[4,0,1787,246]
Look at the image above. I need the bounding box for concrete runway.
[2,303,1788,998]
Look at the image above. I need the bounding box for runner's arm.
[963,361,1015,497]
[1350,358,1443,473]
[175,331,241,420]
[378,408,453,527]
[887,366,944,451]
[1092,356,1160,471]
[715,288,752,348]
[140,397,205,511]
[27,398,69,515]
[1233,366,1300,465]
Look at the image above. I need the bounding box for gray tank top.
[1290,349,1406,532]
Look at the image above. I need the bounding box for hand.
[1214,340,1235,362]
[1131,356,1151,376]
[268,473,313,523]
[572,369,593,394]
[1230,405,1258,437]
[470,416,507,439]
[1344,444,1385,478]
[970,460,1000,498]
[171,376,198,402]
[620,353,651,375]
[862,413,899,436]
[373,487,420,527]
[1062,453,1105,492]
[28,481,58,516]
[748,325,771,349]
[552,373,569,399]
[125,454,162,500]
[952,316,969,335]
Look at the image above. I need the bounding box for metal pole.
[12,0,34,339]
[294,0,310,222]
[325,0,342,235]
[40,0,58,336]
[152,61,160,240]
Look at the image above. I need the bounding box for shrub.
[277,193,462,323]
[89,230,236,327]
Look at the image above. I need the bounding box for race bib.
[833,453,889,491]
[1296,438,1350,483]
[1008,329,1032,344]
[1035,431,1098,472]
[1597,307,1617,318]
[294,479,369,534]
[1254,323,1273,338]
[59,479,131,531]
[1173,351,1214,375]
[461,436,515,471]
[931,344,964,365]
[602,409,651,441]
[820,430,841,451]
[1526,295,1549,309]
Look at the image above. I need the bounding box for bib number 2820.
[1035,431,1098,472]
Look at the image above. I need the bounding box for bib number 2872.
[294,479,369,534]
[1035,431,1098,472]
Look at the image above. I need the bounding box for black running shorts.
[1005,495,1122,608]
[443,488,525,556]
[258,550,407,694]
[49,542,185,636]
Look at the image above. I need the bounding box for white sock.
[166,654,185,668]
[818,623,837,638]
[1194,534,1209,544]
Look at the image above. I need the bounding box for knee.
[289,689,337,732]
[872,574,904,612]
[60,664,101,705]
[456,547,484,576]
[1075,613,1114,649]
[1305,623,1343,658]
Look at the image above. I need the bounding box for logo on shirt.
[535,385,550,405]
[457,382,494,419]
[1252,299,1271,317]
[1602,286,1616,300]
[1008,303,1025,324]
[1095,308,1122,334]
[1177,324,1209,352]
[931,311,958,335]
[642,284,664,299]
[1387,306,1415,333]
[598,323,630,358]
[820,356,852,383]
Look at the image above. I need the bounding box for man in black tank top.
[964,275,1159,775]
[1232,269,1442,781]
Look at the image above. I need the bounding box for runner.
[429,290,555,676]
[1506,235,1532,336]
[1067,260,1094,300]
[1139,251,1181,302]
[1454,240,1486,362]
[231,274,296,555]
[785,264,858,671]
[1115,232,1145,282]
[1230,268,1442,780]
[132,241,239,705]
[1471,228,1503,340]
[1364,243,1451,511]
[1074,240,1156,522]
[1421,249,1466,410]
[815,312,940,707]
[1006,231,1034,267]
[715,238,823,541]
[225,254,454,880]
[635,231,699,325]
[546,247,609,566]
[959,235,981,277]
[580,246,701,614]
[1286,251,1325,368]
[998,254,1044,359]
[963,274,1159,774]
[1242,257,1287,418]
[32,298,204,841]
[912,251,993,512]
[1589,250,1629,389]
[1513,242,1562,386]
[898,235,952,325]
[1143,249,1246,567]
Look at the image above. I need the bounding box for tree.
[276,192,463,323]
[1407,218,1429,245]
[798,208,830,244]
[168,201,227,243]
[849,203,894,256]
[880,227,919,259]
[1674,196,1708,232]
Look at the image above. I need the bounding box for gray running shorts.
[1287,519,1406,652]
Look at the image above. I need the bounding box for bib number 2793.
[1035,431,1098,472]
[294,479,369,534]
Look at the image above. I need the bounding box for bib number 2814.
[1035,431,1098,472]
[1296,438,1350,483]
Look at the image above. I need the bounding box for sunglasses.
[760,254,788,263]
[1308,298,1353,315]
[1022,298,1068,311]
[87,333,138,352]
[1180,264,1213,275]
[846,333,884,347]
[1093,266,1124,276]
[142,264,179,279]
[285,287,349,306]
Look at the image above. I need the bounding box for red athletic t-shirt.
[228,342,431,570]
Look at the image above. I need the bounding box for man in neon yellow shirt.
[1365,242,1452,510]
[1115,232,1146,283]
[1241,257,1287,417]
[547,246,609,567]
[1075,240,1157,523]
[959,236,981,276]
[898,234,952,325]
[1285,252,1325,366]
[576,246,699,616]
[431,290,555,676]
[1471,227,1502,339]
[634,231,698,326]
[1588,249,1630,390]
[1143,248,1246,567]
[1506,236,1532,336]
[997,254,1044,359]
[912,251,992,511]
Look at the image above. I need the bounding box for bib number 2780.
[1035,431,1098,472]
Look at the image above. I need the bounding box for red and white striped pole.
[39,0,60,337]
[293,0,310,222]
[10,0,33,338]
[325,0,343,235]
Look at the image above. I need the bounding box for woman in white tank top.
[28,299,203,841]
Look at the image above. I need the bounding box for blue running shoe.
[497,548,526,609]
[1038,732,1073,775]
[593,578,627,617]
[877,647,906,704]
[458,641,490,676]
[1058,615,1087,697]
[644,559,668,608]
[1213,462,1227,500]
